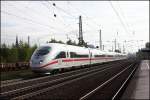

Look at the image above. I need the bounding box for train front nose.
[30,46,51,72]
[30,55,50,73]
[30,56,45,70]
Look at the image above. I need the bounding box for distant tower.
[123,44,125,53]
[78,16,84,46]
[28,36,30,47]
[99,29,102,50]
[16,35,19,48]
[114,39,117,51]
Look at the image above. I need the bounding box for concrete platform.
[121,60,149,99]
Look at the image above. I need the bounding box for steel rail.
[1,79,23,85]
[12,65,117,100]
[12,62,127,100]
[79,63,134,100]
[1,63,116,98]
[13,61,132,99]
[112,63,139,100]
[0,60,132,100]
[1,60,124,92]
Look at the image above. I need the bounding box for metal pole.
[99,29,102,50]
[28,36,30,47]
[79,16,83,45]
[114,39,116,51]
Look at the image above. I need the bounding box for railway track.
[0,59,139,100]
[0,60,122,90]
[30,60,138,100]
[1,79,23,86]
[80,62,139,100]
[0,62,29,72]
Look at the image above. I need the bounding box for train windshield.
[36,46,51,56]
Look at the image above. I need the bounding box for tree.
[1,40,37,63]
[1,44,9,63]
[146,42,150,48]
[77,39,88,47]
[47,38,64,44]
[115,49,121,53]
[7,48,18,62]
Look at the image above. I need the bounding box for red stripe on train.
[63,58,90,62]
[39,60,58,68]
[39,57,113,68]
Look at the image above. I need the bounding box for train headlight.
[39,60,43,64]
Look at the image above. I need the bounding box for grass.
[0,69,38,81]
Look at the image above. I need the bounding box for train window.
[70,52,88,58]
[107,55,113,57]
[77,54,88,58]
[94,55,105,57]
[67,52,69,58]
[55,51,66,59]
[36,46,51,56]
[70,52,75,58]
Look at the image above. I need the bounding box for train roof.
[41,43,88,49]
[40,43,90,53]
[40,43,126,56]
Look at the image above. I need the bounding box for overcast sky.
[1,1,149,53]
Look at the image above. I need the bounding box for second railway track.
[0,59,139,100]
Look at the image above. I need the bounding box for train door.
[62,45,70,68]
[57,59,62,65]
[64,51,69,68]
[88,49,92,65]
[55,51,66,68]
[62,51,68,68]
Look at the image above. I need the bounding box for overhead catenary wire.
[42,1,93,38]
[40,1,76,33]
[4,2,60,32]
[22,2,58,23]
[50,1,100,40]
[48,1,77,19]
[66,2,102,41]
[7,2,56,22]
[4,1,70,33]
[3,1,72,37]
[1,10,66,43]
[40,1,66,30]
[116,1,133,33]
[40,1,57,19]
[67,2,100,29]
[44,1,79,41]
[109,1,131,35]
[1,10,65,33]
[1,11,50,29]
[42,1,101,41]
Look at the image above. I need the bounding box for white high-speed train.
[30,43,126,73]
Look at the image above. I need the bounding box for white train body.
[30,43,126,73]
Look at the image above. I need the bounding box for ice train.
[30,43,126,73]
